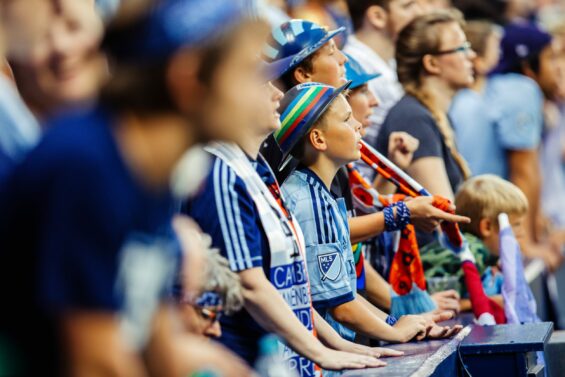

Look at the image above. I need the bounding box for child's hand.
[405,196,470,233]
[393,315,428,342]
[430,290,461,314]
[387,132,419,170]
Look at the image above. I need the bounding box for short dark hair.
[346,0,391,32]
[280,53,316,91]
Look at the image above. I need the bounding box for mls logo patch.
[318,252,342,281]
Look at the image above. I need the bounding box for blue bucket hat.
[274,81,352,166]
[103,0,258,61]
[344,54,381,90]
[262,19,346,79]
[493,22,553,74]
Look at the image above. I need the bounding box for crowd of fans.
[0,0,564,376]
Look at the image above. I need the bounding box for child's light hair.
[455,174,528,236]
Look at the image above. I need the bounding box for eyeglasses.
[430,41,472,56]
[197,307,223,323]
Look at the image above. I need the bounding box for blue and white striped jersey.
[282,167,357,342]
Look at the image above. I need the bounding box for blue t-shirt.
[0,106,177,374]
[450,74,543,179]
[282,168,357,342]
[184,154,317,375]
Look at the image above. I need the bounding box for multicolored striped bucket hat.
[274,81,352,163]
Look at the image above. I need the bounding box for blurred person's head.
[417,0,451,14]
[494,23,562,100]
[102,0,269,144]
[504,0,536,22]
[396,10,475,93]
[254,81,284,137]
[2,0,105,119]
[463,20,503,77]
[455,175,529,255]
[344,54,380,134]
[176,248,244,339]
[263,19,348,90]
[346,0,424,41]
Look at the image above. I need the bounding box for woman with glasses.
[375,10,475,208]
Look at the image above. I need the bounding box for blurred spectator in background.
[417,0,452,13]
[376,10,475,247]
[377,10,473,200]
[291,0,353,46]
[344,0,423,181]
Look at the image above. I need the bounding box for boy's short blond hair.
[455,175,528,236]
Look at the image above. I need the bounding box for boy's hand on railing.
[404,196,470,233]
[393,315,428,343]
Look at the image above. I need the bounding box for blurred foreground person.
[3,0,106,122]
[0,0,266,376]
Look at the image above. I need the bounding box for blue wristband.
[383,205,396,231]
[395,201,411,230]
[386,315,398,326]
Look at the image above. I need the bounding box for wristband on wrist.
[386,315,398,326]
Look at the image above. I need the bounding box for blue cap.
[493,22,553,74]
[344,54,380,89]
[262,19,346,79]
[103,0,258,61]
[262,55,295,82]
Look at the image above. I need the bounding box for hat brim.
[279,80,353,171]
[350,72,382,90]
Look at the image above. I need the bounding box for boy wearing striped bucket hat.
[278,82,452,345]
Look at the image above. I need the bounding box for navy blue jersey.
[183,156,270,365]
[0,106,177,374]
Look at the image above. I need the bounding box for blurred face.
[316,95,363,164]
[387,0,424,40]
[180,304,223,339]
[255,81,284,136]
[535,40,563,100]
[4,0,104,115]
[473,31,502,76]
[486,213,526,256]
[308,39,348,87]
[198,23,268,143]
[347,84,379,136]
[416,0,451,14]
[433,22,476,89]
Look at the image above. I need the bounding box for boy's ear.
[366,5,388,30]
[478,217,494,239]
[293,66,313,84]
[309,128,327,151]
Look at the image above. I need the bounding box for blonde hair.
[202,248,244,315]
[396,10,471,179]
[455,174,529,236]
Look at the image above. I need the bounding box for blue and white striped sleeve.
[185,158,264,272]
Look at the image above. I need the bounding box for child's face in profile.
[348,84,379,136]
[316,95,362,164]
[307,39,348,88]
[482,213,526,256]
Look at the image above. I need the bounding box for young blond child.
[421,174,529,311]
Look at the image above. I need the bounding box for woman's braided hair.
[396,9,472,179]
